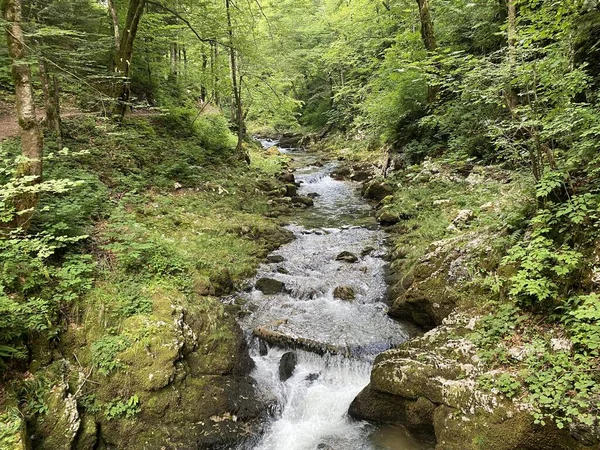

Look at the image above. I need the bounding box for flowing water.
[237,140,434,450]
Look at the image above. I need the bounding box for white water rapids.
[237,141,434,450]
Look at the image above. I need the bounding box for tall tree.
[415,0,438,103]
[506,0,518,111]
[2,0,44,230]
[225,0,249,163]
[112,0,148,120]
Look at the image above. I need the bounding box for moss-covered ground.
[0,111,294,448]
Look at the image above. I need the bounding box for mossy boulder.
[363,181,394,201]
[388,232,491,329]
[333,286,356,301]
[349,312,594,450]
[41,286,263,450]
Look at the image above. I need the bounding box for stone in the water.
[279,352,297,381]
[278,172,296,184]
[306,373,320,382]
[285,184,298,197]
[292,196,315,207]
[361,246,376,257]
[331,167,351,180]
[334,286,356,301]
[307,192,320,198]
[256,278,285,295]
[336,251,358,263]
[277,267,290,275]
[266,255,285,264]
[258,340,268,356]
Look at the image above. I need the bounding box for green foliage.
[523,341,599,429]
[470,303,523,364]
[91,335,130,375]
[104,395,141,420]
[564,294,600,356]
[478,372,522,399]
[17,376,50,417]
[0,407,22,447]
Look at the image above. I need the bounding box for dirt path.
[0,108,166,142]
[0,109,89,142]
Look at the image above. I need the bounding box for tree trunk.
[415,0,438,103]
[39,58,62,150]
[201,53,208,102]
[225,0,249,163]
[506,0,518,112]
[212,41,220,105]
[2,0,44,230]
[114,0,147,121]
[107,0,121,97]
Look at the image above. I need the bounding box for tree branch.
[147,0,234,50]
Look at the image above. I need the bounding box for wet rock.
[336,251,358,263]
[254,322,345,356]
[307,192,321,198]
[363,181,394,201]
[258,340,268,356]
[278,133,303,148]
[361,246,376,257]
[279,352,297,381]
[277,267,290,274]
[266,255,285,264]
[284,184,297,197]
[331,167,351,180]
[292,196,315,207]
[256,278,286,295]
[278,172,296,184]
[333,286,356,301]
[306,373,320,383]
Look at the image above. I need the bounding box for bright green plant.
[91,335,130,375]
[104,395,141,420]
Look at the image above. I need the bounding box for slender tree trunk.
[201,53,208,102]
[107,0,121,97]
[506,0,518,112]
[225,0,249,163]
[170,42,178,78]
[212,41,220,105]
[39,58,62,149]
[415,0,438,103]
[114,0,147,121]
[2,0,44,230]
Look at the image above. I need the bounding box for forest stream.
[236,140,434,450]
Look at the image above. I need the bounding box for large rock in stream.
[349,313,596,450]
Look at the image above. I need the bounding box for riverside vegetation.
[1,0,600,449]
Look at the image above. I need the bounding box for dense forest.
[1,0,600,449]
